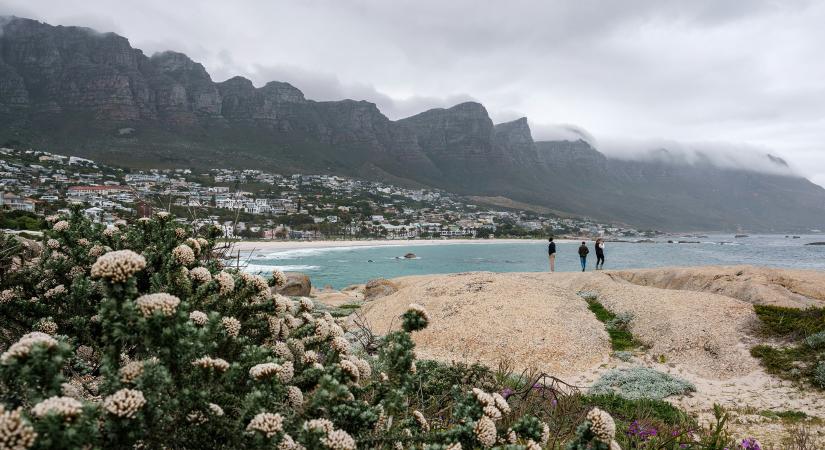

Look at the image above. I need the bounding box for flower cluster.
[286,386,303,408]
[91,250,146,282]
[241,273,269,293]
[35,319,57,335]
[136,293,181,317]
[305,419,356,450]
[184,238,201,255]
[189,310,209,326]
[30,396,83,419]
[103,389,146,419]
[413,410,429,432]
[189,267,212,283]
[272,270,287,288]
[246,412,283,438]
[192,356,230,372]
[120,360,146,383]
[473,415,497,447]
[0,289,14,304]
[43,284,66,299]
[221,316,241,337]
[215,271,235,295]
[172,244,196,266]
[0,406,37,450]
[1,332,58,363]
[586,407,617,443]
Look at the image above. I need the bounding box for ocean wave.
[241,263,320,274]
[262,245,401,259]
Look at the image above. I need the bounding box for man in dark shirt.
[578,241,589,272]
[547,237,556,272]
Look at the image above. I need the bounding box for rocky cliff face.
[494,117,540,167]
[1,16,824,231]
[536,139,608,172]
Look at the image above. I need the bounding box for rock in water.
[274,273,312,296]
[403,252,417,259]
[364,278,399,300]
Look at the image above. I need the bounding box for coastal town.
[0,146,653,240]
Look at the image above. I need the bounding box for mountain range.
[1,16,823,231]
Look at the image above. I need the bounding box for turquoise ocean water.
[242,235,825,289]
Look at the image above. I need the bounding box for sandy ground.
[610,265,825,308]
[355,268,825,443]
[231,238,567,252]
[360,272,611,377]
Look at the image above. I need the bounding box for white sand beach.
[230,238,573,253]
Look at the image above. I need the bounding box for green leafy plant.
[583,296,639,351]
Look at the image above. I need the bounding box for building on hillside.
[67,185,129,199]
[0,191,36,212]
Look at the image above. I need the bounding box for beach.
[230,237,566,253]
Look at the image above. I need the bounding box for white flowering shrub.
[1,211,565,450]
[565,408,619,450]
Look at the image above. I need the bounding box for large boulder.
[274,272,312,297]
[364,278,399,300]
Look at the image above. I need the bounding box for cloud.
[597,137,797,176]
[242,64,477,120]
[1,0,824,184]
[529,122,597,145]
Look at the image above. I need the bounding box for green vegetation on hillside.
[581,294,640,352]
[0,210,45,231]
[751,304,825,389]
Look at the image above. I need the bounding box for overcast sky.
[2,0,825,184]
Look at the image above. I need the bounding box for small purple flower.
[627,420,658,441]
[741,438,762,450]
[500,388,514,399]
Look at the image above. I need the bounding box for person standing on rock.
[595,238,605,270]
[578,241,589,272]
[547,237,556,272]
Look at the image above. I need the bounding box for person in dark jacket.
[595,238,605,270]
[547,237,556,272]
[578,241,589,272]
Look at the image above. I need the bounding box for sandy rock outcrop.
[275,272,312,297]
[556,272,760,379]
[364,278,399,300]
[609,265,825,308]
[313,290,363,307]
[363,271,763,380]
[361,272,611,376]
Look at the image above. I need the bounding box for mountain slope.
[1,16,824,231]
